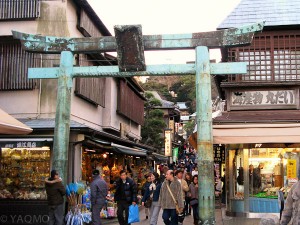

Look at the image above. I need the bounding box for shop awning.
[189,123,300,147]
[111,143,147,156]
[152,152,168,162]
[0,108,32,134]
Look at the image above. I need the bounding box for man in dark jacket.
[45,169,66,225]
[114,170,137,225]
[90,169,108,225]
[253,163,264,194]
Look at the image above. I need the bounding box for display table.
[230,199,244,213]
[249,197,280,213]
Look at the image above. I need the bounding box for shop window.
[0,146,50,200]
[249,147,300,198]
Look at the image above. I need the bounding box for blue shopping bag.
[128,204,140,223]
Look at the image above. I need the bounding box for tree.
[183,120,195,138]
[141,92,166,149]
[141,81,173,101]
[169,75,196,113]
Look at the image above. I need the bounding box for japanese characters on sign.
[213,145,225,163]
[2,141,46,148]
[164,130,172,157]
[229,89,298,110]
[287,159,297,179]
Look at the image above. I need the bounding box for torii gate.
[13,22,263,224]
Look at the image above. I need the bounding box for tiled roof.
[177,102,188,110]
[161,99,176,108]
[19,118,88,129]
[218,0,300,29]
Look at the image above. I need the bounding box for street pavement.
[101,204,267,225]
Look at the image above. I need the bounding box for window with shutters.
[227,30,300,82]
[0,37,40,90]
[0,0,40,20]
[117,79,144,125]
[74,54,106,107]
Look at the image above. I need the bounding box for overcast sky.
[87,0,241,64]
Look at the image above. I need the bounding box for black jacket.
[114,177,137,203]
[45,178,65,206]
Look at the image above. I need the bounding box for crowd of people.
[44,148,204,225]
[140,158,200,225]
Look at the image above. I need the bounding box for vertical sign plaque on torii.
[13,22,264,224]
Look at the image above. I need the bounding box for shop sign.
[287,159,297,179]
[214,145,225,163]
[173,147,178,162]
[0,139,52,148]
[169,120,174,139]
[228,89,299,110]
[164,130,172,157]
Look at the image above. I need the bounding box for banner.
[173,147,178,162]
[164,130,172,156]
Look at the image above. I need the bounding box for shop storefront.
[0,138,53,225]
[212,123,300,217]
[188,123,300,217]
[80,139,152,192]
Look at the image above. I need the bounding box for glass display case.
[0,147,50,200]
[227,146,300,215]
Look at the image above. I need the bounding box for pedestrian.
[175,169,189,216]
[90,169,108,225]
[189,175,199,225]
[221,169,226,204]
[159,165,169,183]
[141,173,152,219]
[192,166,198,177]
[45,169,66,225]
[142,172,162,225]
[253,163,264,194]
[114,170,137,225]
[184,172,192,215]
[159,170,184,225]
[280,180,300,225]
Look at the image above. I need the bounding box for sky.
[87,0,241,64]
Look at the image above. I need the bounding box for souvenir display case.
[227,146,300,216]
[0,143,51,225]
[0,147,50,200]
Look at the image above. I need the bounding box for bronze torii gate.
[13,22,263,224]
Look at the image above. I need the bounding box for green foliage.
[169,75,196,112]
[141,92,166,149]
[141,81,173,101]
[183,120,195,137]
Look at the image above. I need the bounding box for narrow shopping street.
[102,205,265,225]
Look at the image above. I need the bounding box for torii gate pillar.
[52,51,73,184]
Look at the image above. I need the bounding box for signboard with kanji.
[164,130,172,157]
[213,145,225,163]
[228,88,299,110]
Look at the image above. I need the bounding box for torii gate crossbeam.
[12,22,264,225]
